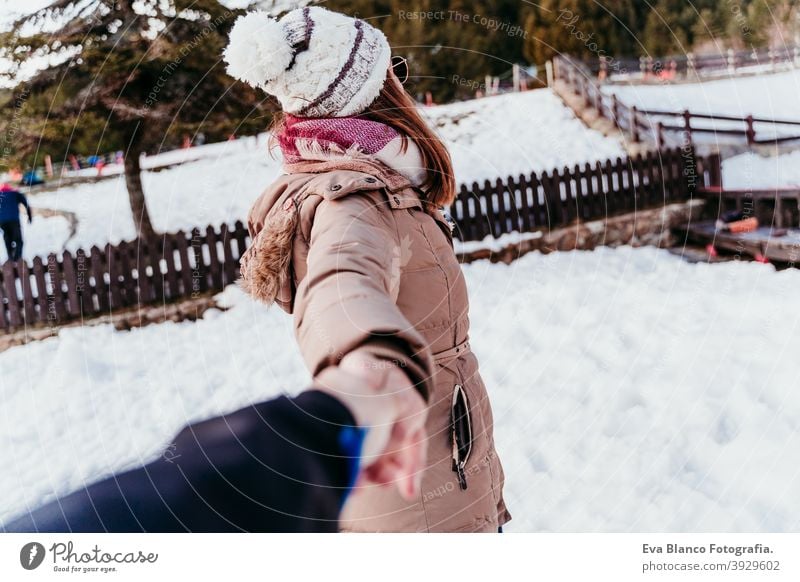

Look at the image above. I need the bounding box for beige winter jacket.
[241,157,511,532]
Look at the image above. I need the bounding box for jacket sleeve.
[4,390,362,533]
[17,192,31,218]
[294,191,434,401]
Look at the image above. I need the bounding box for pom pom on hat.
[223,11,294,88]
[224,6,392,117]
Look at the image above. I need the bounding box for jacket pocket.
[450,383,473,491]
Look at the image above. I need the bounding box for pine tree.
[0,0,272,238]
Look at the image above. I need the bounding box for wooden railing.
[592,45,800,80]
[554,54,800,148]
[1,147,717,331]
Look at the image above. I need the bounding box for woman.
[224,6,510,533]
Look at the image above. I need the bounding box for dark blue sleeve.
[4,390,365,532]
[16,191,30,214]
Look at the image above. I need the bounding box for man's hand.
[314,351,428,500]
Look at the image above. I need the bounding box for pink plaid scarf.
[277,114,428,187]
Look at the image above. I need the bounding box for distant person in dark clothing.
[0,183,32,261]
[4,353,427,532]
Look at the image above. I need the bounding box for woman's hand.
[314,351,428,500]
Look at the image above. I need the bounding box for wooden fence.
[592,45,800,80]
[0,222,250,332]
[1,147,717,331]
[554,55,800,148]
[448,146,717,241]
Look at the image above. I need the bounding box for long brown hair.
[270,69,456,207]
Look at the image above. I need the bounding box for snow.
[604,69,800,143]
[0,0,316,86]
[19,215,72,259]
[1,246,799,532]
[422,90,625,185]
[605,69,800,121]
[19,135,281,261]
[19,88,624,259]
[0,0,54,25]
[722,150,800,189]
[610,61,797,84]
[453,231,543,254]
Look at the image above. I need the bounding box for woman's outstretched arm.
[294,190,434,400]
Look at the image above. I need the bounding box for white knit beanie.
[223,6,392,118]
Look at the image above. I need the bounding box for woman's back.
[244,159,510,532]
[226,5,509,532]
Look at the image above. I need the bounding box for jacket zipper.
[451,383,472,491]
[454,459,468,491]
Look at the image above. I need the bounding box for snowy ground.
[1,246,798,532]
[605,68,800,121]
[421,90,625,184]
[604,68,800,143]
[722,150,800,189]
[13,88,623,262]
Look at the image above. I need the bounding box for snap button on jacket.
[242,158,510,532]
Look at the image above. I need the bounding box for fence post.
[727,48,736,73]
[611,94,619,127]
[639,56,647,78]
[542,170,560,227]
[705,152,722,188]
[594,85,602,115]
[687,52,695,78]
[47,253,68,322]
[631,106,639,142]
[31,256,48,323]
[2,262,22,328]
[682,110,692,145]
[745,115,755,145]
[656,122,665,150]
[583,78,591,108]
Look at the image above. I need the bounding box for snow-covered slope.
[422,90,625,184]
[604,68,800,121]
[20,88,623,260]
[27,135,280,259]
[2,246,798,531]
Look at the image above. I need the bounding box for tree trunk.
[124,149,156,239]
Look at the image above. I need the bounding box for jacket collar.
[284,156,412,191]
[283,158,426,210]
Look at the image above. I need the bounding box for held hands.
[314,351,428,500]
